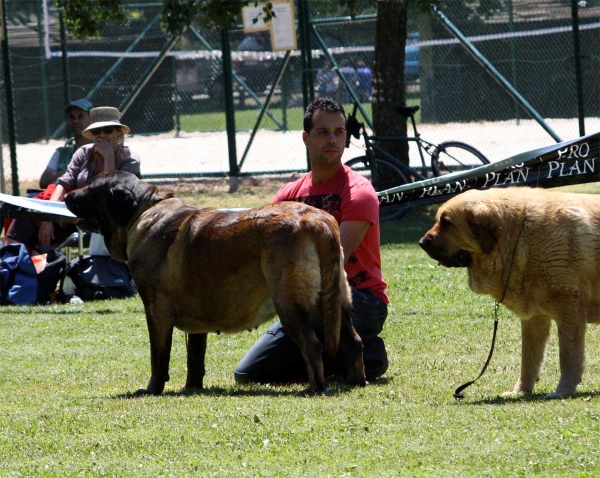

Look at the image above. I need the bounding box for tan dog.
[64,171,366,395]
[419,187,600,398]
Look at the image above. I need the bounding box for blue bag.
[1,243,38,305]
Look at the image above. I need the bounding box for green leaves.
[58,0,126,40]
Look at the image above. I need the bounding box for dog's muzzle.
[74,218,102,234]
[419,236,472,268]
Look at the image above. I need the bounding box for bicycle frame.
[358,113,440,182]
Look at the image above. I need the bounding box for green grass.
[176,100,424,132]
[1,185,599,476]
[177,99,422,132]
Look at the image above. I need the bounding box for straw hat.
[82,107,130,139]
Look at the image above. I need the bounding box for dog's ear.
[108,184,138,226]
[466,209,500,254]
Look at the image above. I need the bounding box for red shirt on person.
[272,164,389,304]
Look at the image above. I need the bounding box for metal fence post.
[221,28,239,176]
[58,5,70,110]
[1,0,19,196]
[571,0,585,137]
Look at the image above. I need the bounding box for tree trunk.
[372,0,409,165]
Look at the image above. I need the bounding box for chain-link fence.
[1,0,598,194]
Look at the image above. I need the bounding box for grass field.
[176,100,420,132]
[0,183,598,476]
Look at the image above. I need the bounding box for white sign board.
[242,4,269,32]
[270,1,297,51]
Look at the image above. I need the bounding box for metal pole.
[51,12,162,140]
[571,0,585,136]
[1,0,19,196]
[37,0,50,140]
[188,26,284,129]
[507,0,519,125]
[434,6,561,142]
[58,5,70,109]
[119,33,181,115]
[221,29,239,176]
[239,51,291,170]
[297,0,311,170]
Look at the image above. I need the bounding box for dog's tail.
[317,218,352,359]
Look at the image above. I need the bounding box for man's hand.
[38,221,55,248]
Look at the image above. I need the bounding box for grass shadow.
[110,380,365,400]
[460,388,600,405]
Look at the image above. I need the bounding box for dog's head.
[419,189,502,268]
[65,171,173,261]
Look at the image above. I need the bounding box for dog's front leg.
[550,313,586,399]
[510,315,551,395]
[185,333,207,390]
[136,316,174,395]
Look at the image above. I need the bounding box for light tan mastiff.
[419,187,600,398]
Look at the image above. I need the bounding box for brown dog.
[419,187,600,398]
[64,171,366,395]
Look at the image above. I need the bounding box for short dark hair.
[303,97,346,133]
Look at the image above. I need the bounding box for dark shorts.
[234,287,389,384]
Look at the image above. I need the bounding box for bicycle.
[344,103,490,220]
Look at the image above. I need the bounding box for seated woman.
[5,106,141,250]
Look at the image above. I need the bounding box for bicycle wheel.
[345,156,410,221]
[431,141,489,176]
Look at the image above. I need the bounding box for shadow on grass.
[111,380,368,399]
[458,389,600,405]
[380,205,438,245]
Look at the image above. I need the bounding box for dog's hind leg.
[185,333,207,390]
[339,309,366,387]
[277,304,326,394]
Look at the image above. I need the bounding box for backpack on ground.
[60,254,137,302]
[0,244,65,305]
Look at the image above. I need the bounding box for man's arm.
[339,220,370,264]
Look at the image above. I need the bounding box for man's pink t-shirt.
[272,165,389,303]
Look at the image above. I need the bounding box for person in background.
[5,106,141,250]
[234,97,389,385]
[316,60,339,100]
[356,60,373,102]
[39,98,94,189]
[338,59,357,104]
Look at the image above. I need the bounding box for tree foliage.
[57,0,126,39]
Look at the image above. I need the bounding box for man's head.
[302,98,347,173]
[65,98,93,138]
[303,97,345,133]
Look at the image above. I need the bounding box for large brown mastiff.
[64,171,366,395]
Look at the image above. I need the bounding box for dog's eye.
[440,215,452,229]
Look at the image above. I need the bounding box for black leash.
[453,217,526,400]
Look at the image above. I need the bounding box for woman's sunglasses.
[89,126,118,136]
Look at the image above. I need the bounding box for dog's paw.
[545,389,575,400]
[296,387,327,397]
[134,388,162,396]
[501,391,522,397]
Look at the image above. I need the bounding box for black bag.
[36,249,67,304]
[60,255,137,302]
